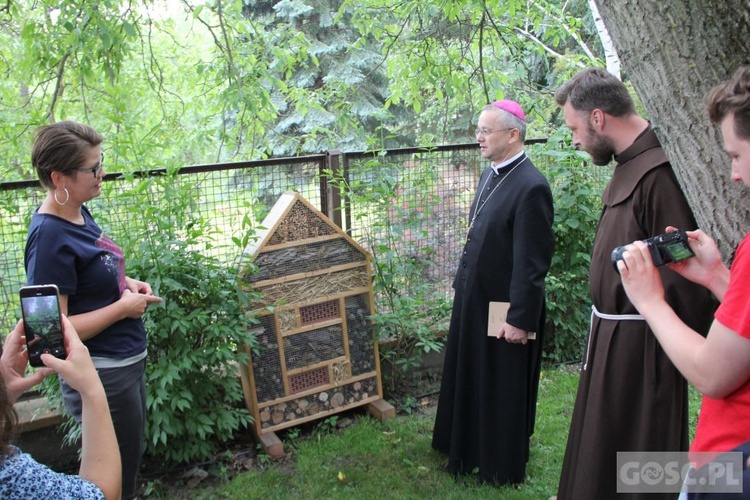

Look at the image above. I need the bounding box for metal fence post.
[323,149,344,230]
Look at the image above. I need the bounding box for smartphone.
[20,284,66,367]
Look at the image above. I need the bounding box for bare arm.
[59,283,161,341]
[59,294,126,341]
[620,241,750,398]
[663,228,730,300]
[41,316,121,499]
[77,378,122,499]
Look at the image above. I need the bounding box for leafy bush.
[116,169,260,464]
[536,136,606,364]
[370,238,451,393]
[325,154,451,393]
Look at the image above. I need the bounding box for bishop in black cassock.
[432,100,555,485]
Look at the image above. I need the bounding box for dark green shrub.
[536,136,606,364]
[116,169,260,464]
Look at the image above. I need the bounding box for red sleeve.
[715,234,750,340]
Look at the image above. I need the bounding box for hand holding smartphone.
[1,320,53,402]
[20,284,67,367]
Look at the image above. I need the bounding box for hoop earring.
[54,188,70,206]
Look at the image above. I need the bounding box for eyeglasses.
[475,127,514,137]
[77,152,104,177]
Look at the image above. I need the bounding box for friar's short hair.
[555,67,636,117]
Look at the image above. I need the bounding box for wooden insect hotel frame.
[238,192,392,456]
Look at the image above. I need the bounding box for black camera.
[611,229,695,273]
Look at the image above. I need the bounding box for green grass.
[146,364,702,499]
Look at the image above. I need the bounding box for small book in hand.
[487,301,536,340]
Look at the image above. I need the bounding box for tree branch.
[530,0,596,61]
[513,27,566,59]
[46,53,69,123]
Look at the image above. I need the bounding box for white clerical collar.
[491,149,525,175]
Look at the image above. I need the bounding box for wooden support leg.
[251,429,286,461]
[365,398,396,422]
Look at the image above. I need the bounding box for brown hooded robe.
[557,127,717,499]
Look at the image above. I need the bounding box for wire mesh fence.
[0,141,611,335]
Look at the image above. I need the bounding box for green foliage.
[254,445,273,469]
[314,416,340,437]
[115,168,260,464]
[343,0,602,144]
[0,0,601,184]
[182,364,582,499]
[536,132,606,363]
[240,0,410,155]
[281,426,303,452]
[325,154,451,394]
[399,395,419,415]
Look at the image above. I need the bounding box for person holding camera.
[618,66,750,498]
[553,67,717,500]
[0,316,121,499]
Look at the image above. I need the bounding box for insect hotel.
[238,191,393,457]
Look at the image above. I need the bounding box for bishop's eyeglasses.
[474,127,514,137]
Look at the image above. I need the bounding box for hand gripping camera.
[611,229,695,273]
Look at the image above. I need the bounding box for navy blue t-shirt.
[24,205,147,359]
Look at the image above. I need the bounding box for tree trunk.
[593,0,750,259]
[588,0,620,79]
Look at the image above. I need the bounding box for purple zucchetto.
[492,99,526,122]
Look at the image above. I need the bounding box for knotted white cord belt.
[584,305,646,370]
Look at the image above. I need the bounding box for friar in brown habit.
[554,68,717,500]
